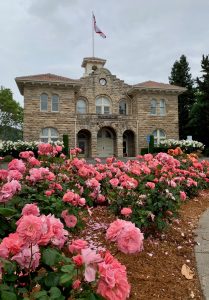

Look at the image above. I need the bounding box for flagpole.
[92,12,95,57]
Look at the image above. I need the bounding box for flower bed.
[0,145,209,299]
[159,139,204,153]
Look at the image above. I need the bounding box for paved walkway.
[195,208,209,299]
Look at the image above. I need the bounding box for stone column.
[117,133,123,157]
[91,132,97,157]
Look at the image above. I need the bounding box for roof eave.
[15,78,81,95]
[127,86,187,96]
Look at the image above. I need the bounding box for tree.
[169,55,195,139]
[189,55,209,147]
[0,87,23,141]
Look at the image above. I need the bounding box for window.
[160,99,166,115]
[150,99,157,115]
[40,128,59,143]
[51,95,59,112]
[96,97,111,114]
[76,99,87,114]
[119,99,127,115]
[40,93,48,111]
[152,129,166,145]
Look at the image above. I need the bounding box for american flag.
[93,14,106,38]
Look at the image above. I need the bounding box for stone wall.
[22,67,180,157]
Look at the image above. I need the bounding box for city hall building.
[15,57,185,157]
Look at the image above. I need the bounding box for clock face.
[99,78,107,86]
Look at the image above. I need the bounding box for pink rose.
[145,182,155,189]
[106,219,127,242]
[97,252,130,300]
[117,225,144,254]
[72,254,83,267]
[180,191,187,201]
[121,207,132,217]
[22,203,40,216]
[81,248,102,282]
[72,279,81,289]
[16,215,43,245]
[68,239,88,254]
[61,210,77,228]
[12,245,40,271]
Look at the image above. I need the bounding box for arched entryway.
[97,127,116,157]
[123,130,135,157]
[77,129,91,157]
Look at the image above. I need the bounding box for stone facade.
[15,57,186,157]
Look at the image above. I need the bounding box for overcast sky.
[1,0,209,106]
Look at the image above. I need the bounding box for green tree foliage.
[189,55,209,147]
[0,87,23,141]
[169,55,195,139]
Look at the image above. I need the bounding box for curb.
[195,208,209,300]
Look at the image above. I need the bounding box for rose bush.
[0,144,209,299]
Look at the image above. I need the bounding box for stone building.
[15,57,185,157]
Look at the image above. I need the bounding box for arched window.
[150,99,157,115]
[40,93,48,111]
[40,128,59,143]
[96,97,111,114]
[76,99,87,114]
[51,94,59,112]
[152,129,166,145]
[119,99,128,115]
[160,99,166,115]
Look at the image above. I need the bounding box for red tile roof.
[133,80,186,90]
[15,73,79,83]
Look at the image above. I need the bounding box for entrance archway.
[123,130,135,157]
[77,129,91,157]
[97,127,116,157]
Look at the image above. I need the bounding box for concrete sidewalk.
[195,208,209,299]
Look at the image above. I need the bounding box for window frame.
[152,129,166,146]
[159,99,166,116]
[150,99,157,115]
[119,99,128,115]
[96,97,111,115]
[51,94,59,112]
[76,99,87,114]
[40,93,48,112]
[40,127,59,143]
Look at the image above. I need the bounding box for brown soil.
[75,190,209,300]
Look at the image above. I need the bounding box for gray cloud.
[0,0,209,105]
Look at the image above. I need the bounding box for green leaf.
[44,272,61,288]
[60,264,74,273]
[49,287,61,299]
[3,260,16,274]
[33,290,48,299]
[1,291,17,300]
[0,207,17,217]
[59,273,72,285]
[42,248,60,266]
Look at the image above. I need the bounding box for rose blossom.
[106,219,126,242]
[97,252,130,300]
[72,254,83,267]
[81,248,102,282]
[12,245,40,271]
[16,215,43,245]
[0,233,24,258]
[116,225,144,254]
[180,191,187,201]
[68,239,88,254]
[61,210,77,228]
[145,182,155,189]
[121,207,132,217]
[22,203,40,216]
[72,279,81,289]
